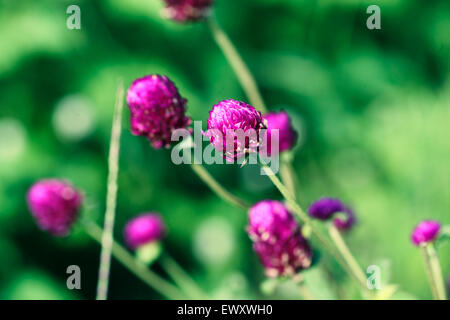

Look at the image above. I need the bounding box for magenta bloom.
[124,213,165,250]
[27,179,82,236]
[411,220,441,246]
[263,111,297,155]
[163,0,213,22]
[308,197,356,231]
[206,99,265,161]
[127,75,191,149]
[247,200,312,277]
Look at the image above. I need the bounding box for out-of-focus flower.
[262,111,297,155]
[27,179,82,236]
[206,99,265,161]
[124,213,165,250]
[308,197,356,231]
[162,0,213,22]
[126,75,191,149]
[411,220,441,246]
[247,200,312,277]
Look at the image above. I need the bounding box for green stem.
[207,16,267,113]
[260,164,368,292]
[279,158,300,201]
[160,254,208,299]
[328,224,367,287]
[83,221,186,299]
[190,163,250,210]
[96,80,124,300]
[421,243,447,300]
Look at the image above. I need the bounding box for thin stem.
[207,16,267,113]
[279,158,300,201]
[96,80,124,300]
[190,163,250,210]
[421,243,447,300]
[160,254,208,299]
[260,164,368,291]
[82,221,186,299]
[328,225,367,286]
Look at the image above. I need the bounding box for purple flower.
[262,111,297,155]
[247,200,312,277]
[308,197,356,231]
[126,75,191,149]
[411,220,441,246]
[163,0,213,22]
[124,213,166,250]
[206,99,265,161]
[27,179,82,236]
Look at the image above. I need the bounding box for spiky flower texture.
[127,75,191,149]
[206,99,265,161]
[247,200,312,277]
[27,179,82,236]
[163,0,213,22]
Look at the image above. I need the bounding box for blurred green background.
[0,0,449,300]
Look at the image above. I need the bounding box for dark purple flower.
[206,99,265,161]
[308,197,356,231]
[124,213,165,250]
[27,179,82,236]
[411,220,441,246]
[262,111,297,155]
[247,200,312,277]
[163,0,213,22]
[126,75,191,149]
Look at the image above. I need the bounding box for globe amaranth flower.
[308,197,356,231]
[127,75,191,149]
[124,213,166,250]
[206,99,265,161]
[162,0,213,22]
[262,111,298,156]
[411,220,441,246]
[247,200,312,277]
[27,179,82,236]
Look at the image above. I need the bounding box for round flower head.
[27,179,82,236]
[308,197,356,231]
[248,200,298,244]
[411,220,441,246]
[127,75,191,149]
[263,111,298,155]
[163,0,213,22]
[247,200,312,277]
[124,213,165,250]
[206,99,265,161]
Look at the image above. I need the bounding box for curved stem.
[260,164,369,292]
[83,221,186,300]
[421,243,447,300]
[160,253,208,299]
[207,16,267,113]
[96,80,124,300]
[190,163,250,210]
[328,225,367,286]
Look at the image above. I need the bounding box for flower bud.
[411,220,441,246]
[163,0,213,23]
[27,179,82,236]
[124,213,165,250]
[127,75,191,149]
[206,99,265,161]
[263,111,297,155]
[308,197,356,231]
